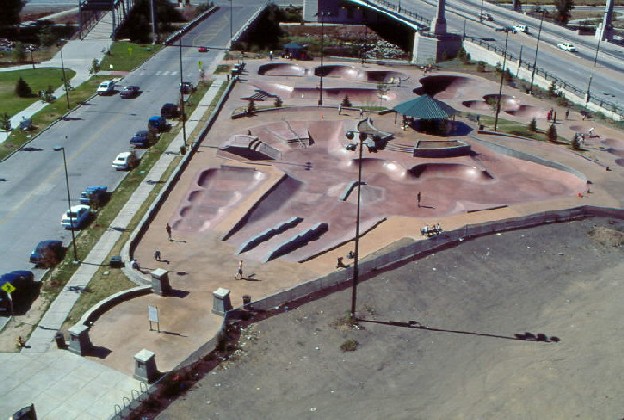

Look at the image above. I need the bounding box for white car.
[97,80,115,95]
[557,42,576,52]
[112,151,138,170]
[513,24,528,33]
[61,204,91,229]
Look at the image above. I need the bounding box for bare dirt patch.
[156,217,624,419]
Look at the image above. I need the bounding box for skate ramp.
[462,100,491,111]
[258,62,308,76]
[415,75,472,99]
[506,104,546,119]
[314,65,405,84]
[340,158,408,181]
[482,94,520,112]
[409,163,494,182]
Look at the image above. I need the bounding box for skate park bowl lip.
[505,104,546,118]
[313,64,406,83]
[413,140,471,158]
[601,137,624,148]
[340,158,408,180]
[255,83,396,101]
[258,62,308,76]
[462,99,491,111]
[414,74,472,98]
[409,162,494,182]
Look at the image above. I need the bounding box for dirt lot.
[157,217,624,419]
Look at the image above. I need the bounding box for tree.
[0,0,25,27]
[547,123,557,142]
[1,113,11,131]
[341,95,352,107]
[12,42,26,63]
[528,117,537,132]
[274,96,283,107]
[15,77,33,98]
[554,0,574,25]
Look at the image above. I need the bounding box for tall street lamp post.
[494,30,509,131]
[58,41,71,110]
[586,34,603,106]
[54,146,79,263]
[345,131,376,318]
[317,11,330,106]
[229,0,233,44]
[529,11,545,95]
[178,37,188,148]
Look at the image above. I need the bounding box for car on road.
[557,42,577,52]
[180,81,195,94]
[198,46,208,52]
[30,240,64,267]
[120,85,141,98]
[513,24,528,33]
[97,80,115,95]
[61,204,91,229]
[161,103,180,118]
[0,271,35,313]
[130,130,152,148]
[80,185,108,207]
[495,25,516,33]
[112,151,139,170]
[148,115,170,133]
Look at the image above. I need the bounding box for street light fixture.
[53,146,79,263]
[178,37,188,149]
[345,131,377,319]
[529,11,545,95]
[229,0,233,45]
[494,30,510,131]
[317,11,330,106]
[58,40,71,110]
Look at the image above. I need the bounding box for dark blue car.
[30,240,64,267]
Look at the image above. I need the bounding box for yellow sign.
[198,61,203,69]
[1,283,16,294]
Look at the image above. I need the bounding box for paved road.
[399,0,624,108]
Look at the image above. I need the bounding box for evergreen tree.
[554,0,575,25]
[0,0,25,26]
[15,77,33,98]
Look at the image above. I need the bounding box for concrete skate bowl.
[409,163,494,182]
[505,104,546,119]
[258,62,308,76]
[325,87,396,102]
[414,140,471,158]
[414,75,472,99]
[462,100,491,111]
[173,166,266,232]
[601,138,624,157]
[365,70,406,83]
[340,157,408,181]
[601,138,624,149]
[482,94,520,112]
[314,65,364,80]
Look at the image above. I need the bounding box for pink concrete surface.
[88,61,624,376]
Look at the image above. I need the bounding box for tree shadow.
[88,345,112,359]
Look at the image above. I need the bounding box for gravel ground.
[156,217,624,419]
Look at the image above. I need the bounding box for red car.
[198,46,208,52]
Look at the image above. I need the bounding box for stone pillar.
[212,287,233,315]
[134,349,158,383]
[68,324,92,356]
[430,0,446,36]
[596,0,615,41]
[151,268,171,296]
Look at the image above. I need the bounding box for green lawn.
[0,68,75,117]
[99,41,163,72]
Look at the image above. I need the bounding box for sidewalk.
[0,12,114,145]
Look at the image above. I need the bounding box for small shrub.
[90,58,100,74]
[476,61,486,72]
[247,98,256,115]
[548,81,557,98]
[15,77,33,98]
[341,95,352,107]
[1,113,10,131]
[274,96,283,107]
[528,117,537,132]
[495,62,502,73]
[547,123,557,142]
[340,339,359,352]
[504,68,513,82]
[12,42,26,62]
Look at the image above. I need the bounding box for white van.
[513,24,528,33]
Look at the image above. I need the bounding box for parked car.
[120,85,140,98]
[80,185,108,207]
[480,12,494,21]
[130,130,151,148]
[198,46,208,52]
[61,204,91,229]
[112,151,139,170]
[148,116,169,133]
[30,240,64,267]
[0,271,35,313]
[557,42,577,52]
[495,25,516,33]
[97,80,115,95]
[180,81,195,94]
[161,103,180,118]
[513,24,528,33]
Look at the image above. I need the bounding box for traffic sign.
[1,283,16,294]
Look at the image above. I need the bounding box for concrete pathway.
[0,12,114,144]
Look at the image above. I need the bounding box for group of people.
[421,223,443,237]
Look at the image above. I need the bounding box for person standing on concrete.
[154,250,161,261]
[417,191,422,207]
[565,109,570,120]
[235,260,244,279]
[166,223,172,241]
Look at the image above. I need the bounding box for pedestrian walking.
[166,223,172,241]
[235,260,244,279]
[553,111,557,124]
[154,250,161,261]
[588,127,596,137]
[359,109,364,118]
[417,191,422,207]
[269,50,273,61]
[565,109,569,120]
[338,104,342,115]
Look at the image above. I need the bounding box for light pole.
[529,11,544,95]
[58,41,71,109]
[178,37,188,148]
[54,146,79,263]
[479,0,484,23]
[586,33,603,105]
[345,131,376,319]
[494,30,509,131]
[317,11,330,106]
[229,0,233,45]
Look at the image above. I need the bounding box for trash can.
[242,295,251,306]
[110,255,122,268]
[55,332,66,349]
[180,145,186,155]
